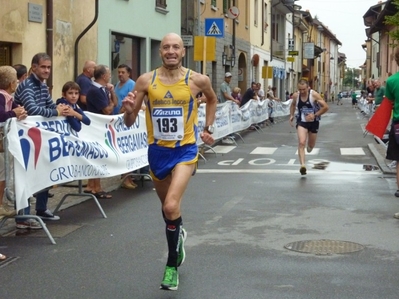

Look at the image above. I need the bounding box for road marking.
[197,169,380,175]
[295,148,320,155]
[340,147,365,155]
[250,147,278,154]
[206,145,236,154]
[248,158,276,165]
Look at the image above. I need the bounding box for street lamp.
[317,25,323,93]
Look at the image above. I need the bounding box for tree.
[343,68,360,89]
[384,0,399,44]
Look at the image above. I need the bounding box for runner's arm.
[123,73,150,127]
[313,91,329,117]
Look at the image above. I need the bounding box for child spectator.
[56,81,90,132]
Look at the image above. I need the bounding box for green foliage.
[343,68,360,89]
[385,0,399,44]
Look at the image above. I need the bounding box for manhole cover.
[284,239,365,255]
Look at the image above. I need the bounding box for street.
[1,98,399,299]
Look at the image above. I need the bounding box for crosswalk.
[205,146,366,156]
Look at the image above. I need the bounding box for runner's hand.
[200,132,214,145]
[122,91,137,114]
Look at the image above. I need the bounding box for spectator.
[351,91,358,108]
[257,83,265,100]
[85,64,118,199]
[220,72,239,144]
[113,64,148,189]
[337,91,343,105]
[267,90,275,124]
[0,66,28,217]
[285,91,290,101]
[12,64,28,83]
[56,81,91,132]
[366,79,375,103]
[271,86,278,98]
[113,64,135,115]
[231,87,241,103]
[75,60,96,110]
[14,52,69,223]
[385,48,399,207]
[219,72,240,105]
[240,82,258,107]
[13,64,55,199]
[373,79,385,107]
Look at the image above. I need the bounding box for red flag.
[365,97,393,139]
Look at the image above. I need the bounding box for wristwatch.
[204,125,214,134]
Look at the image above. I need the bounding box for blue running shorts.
[148,143,198,181]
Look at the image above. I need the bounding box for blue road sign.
[205,18,224,38]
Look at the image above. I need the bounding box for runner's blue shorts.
[148,143,198,181]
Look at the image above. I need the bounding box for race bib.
[301,107,314,122]
[152,107,184,140]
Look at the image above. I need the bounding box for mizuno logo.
[153,109,182,116]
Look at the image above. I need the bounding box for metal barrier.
[0,119,109,244]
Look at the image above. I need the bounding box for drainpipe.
[261,1,264,46]
[46,0,53,94]
[232,0,236,67]
[74,0,99,79]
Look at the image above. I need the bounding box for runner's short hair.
[298,79,309,85]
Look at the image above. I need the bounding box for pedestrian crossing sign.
[205,18,224,38]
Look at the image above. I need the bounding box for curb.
[368,142,396,175]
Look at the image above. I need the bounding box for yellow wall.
[0,0,97,98]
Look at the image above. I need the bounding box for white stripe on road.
[205,145,236,154]
[196,169,379,175]
[250,147,278,154]
[340,147,365,155]
[295,148,320,155]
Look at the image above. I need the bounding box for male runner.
[289,79,329,175]
[122,32,217,291]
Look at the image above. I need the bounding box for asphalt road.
[1,98,399,299]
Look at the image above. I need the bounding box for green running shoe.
[160,266,179,291]
[177,228,187,267]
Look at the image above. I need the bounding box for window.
[223,0,231,14]
[211,0,217,8]
[0,43,11,66]
[156,0,167,9]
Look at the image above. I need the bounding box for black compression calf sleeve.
[165,216,182,267]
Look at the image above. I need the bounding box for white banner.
[7,112,148,211]
[7,99,292,211]
[197,99,291,143]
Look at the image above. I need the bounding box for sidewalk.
[0,175,123,234]
[368,141,396,175]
